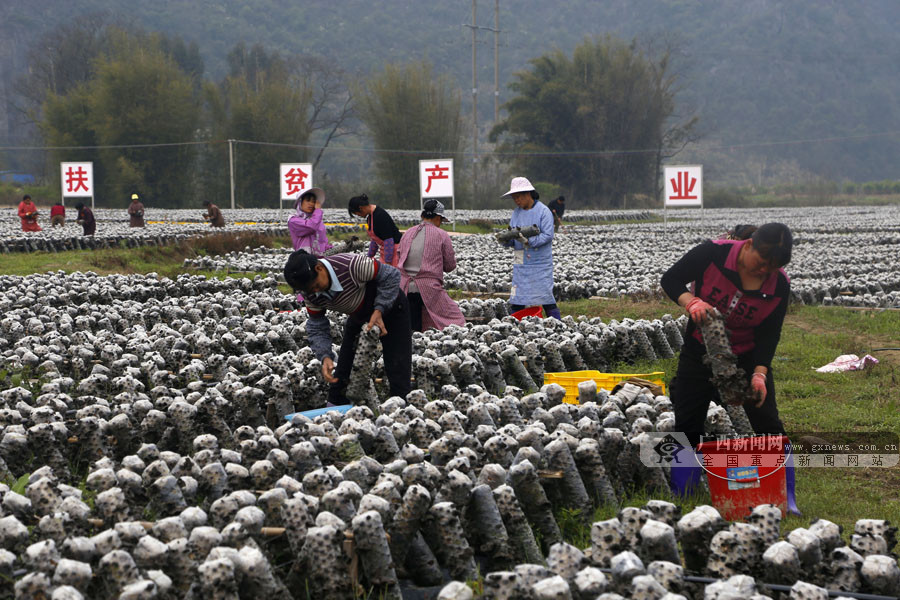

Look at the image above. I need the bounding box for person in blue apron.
[499,177,561,319]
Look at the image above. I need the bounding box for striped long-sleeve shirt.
[304,253,401,359]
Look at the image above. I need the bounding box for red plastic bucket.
[696,435,791,521]
[511,306,543,320]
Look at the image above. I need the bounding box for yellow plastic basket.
[543,370,667,404]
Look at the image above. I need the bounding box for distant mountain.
[3,0,900,184]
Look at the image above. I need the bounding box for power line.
[0,140,219,151]
[4,128,900,157]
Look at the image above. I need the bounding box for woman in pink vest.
[661,222,793,449]
[397,199,466,331]
[348,194,402,266]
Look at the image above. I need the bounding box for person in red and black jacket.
[348,194,402,266]
[660,222,793,448]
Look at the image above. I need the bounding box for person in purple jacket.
[661,222,793,449]
[288,187,332,256]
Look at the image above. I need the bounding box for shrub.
[189,232,278,256]
[0,182,56,207]
[704,187,749,208]
[467,218,495,232]
[533,181,565,203]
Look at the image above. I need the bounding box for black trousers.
[510,303,559,313]
[670,339,785,448]
[328,291,412,404]
[407,292,424,332]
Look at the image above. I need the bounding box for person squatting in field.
[18,195,41,232]
[202,199,225,227]
[50,201,65,227]
[74,202,96,236]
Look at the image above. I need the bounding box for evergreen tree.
[357,61,462,208]
[491,35,697,207]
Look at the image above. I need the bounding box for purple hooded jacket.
[288,208,332,256]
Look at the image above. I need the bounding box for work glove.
[494,230,511,245]
[751,372,767,406]
[685,297,715,325]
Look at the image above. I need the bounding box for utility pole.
[494,0,500,123]
[472,0,478,207]
[47,48,57,95]
[228,139,236,210]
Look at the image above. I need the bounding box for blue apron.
[509,201,556,305]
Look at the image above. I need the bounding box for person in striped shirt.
[284,250,412,405]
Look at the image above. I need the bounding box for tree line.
[15,17,695,209]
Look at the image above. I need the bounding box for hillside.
[3,0,900,185]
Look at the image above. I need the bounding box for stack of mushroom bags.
[2,369,898,598]
[170,204,900,306]
[0,268,898,597]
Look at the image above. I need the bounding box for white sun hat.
[501,176,536,198]
[294,187,326,209]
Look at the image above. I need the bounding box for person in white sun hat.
[288,187,332,257]
[499,176,561,319]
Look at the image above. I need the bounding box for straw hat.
[501,177,536,198]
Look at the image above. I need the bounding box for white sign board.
[280,163,313,201]
[664,165,702,207]
[419,159,454,199]
[60,162,94,198]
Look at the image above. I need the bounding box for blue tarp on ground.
[0,172,37,185]
[284,404,353,420]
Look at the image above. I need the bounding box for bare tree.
[643,37,702,204]
[295,55,356,170]
[14,13,117,126]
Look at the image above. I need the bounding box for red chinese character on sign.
[670,171,697,200]
[424,164,449,193]
[65,166,89,193]
[284,167,309,196]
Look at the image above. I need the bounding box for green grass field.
[1,234,897,545]
[558,296,900,543]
